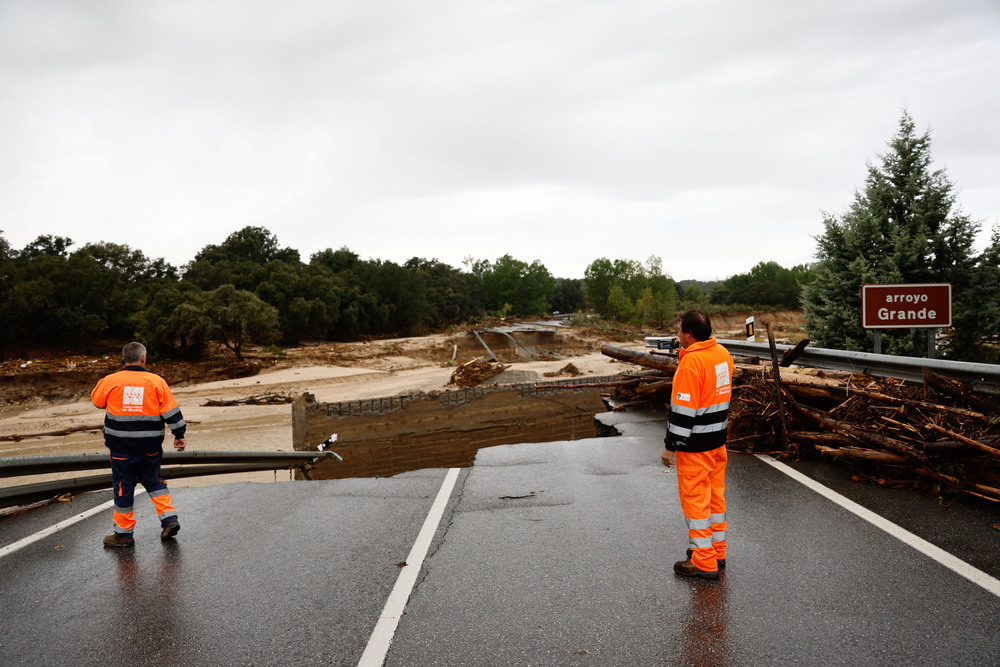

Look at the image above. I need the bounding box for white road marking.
[756,454,1000,598]
[0,489,146,559]
[358,467,460,667]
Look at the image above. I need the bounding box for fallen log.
[794,404,928,464]
[0,424,104,441]
[0,493,72,518]
[925,424,1000,460]
[782,381,988,419]
[600,343,678,374]
[814,445,907,464]
[203,393,294,406]
[924,438,1000,455]
[780,338,810,367]
[923,368,999,414]
[917,468,1000,502]
[789,431,857,448]
[634,379,673,396]
[621,369,672,380]
[785,383,844,402]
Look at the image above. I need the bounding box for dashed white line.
[358,467,460,667]
[756,454,1000,598]
[0,490,145,559]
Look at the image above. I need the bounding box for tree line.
[1,112,995,363]
[0,223,814,361]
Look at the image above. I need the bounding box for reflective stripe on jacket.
[91,365,186,453]
[665,337,734,453]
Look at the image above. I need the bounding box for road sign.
[862,283,951,329]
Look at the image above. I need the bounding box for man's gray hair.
[122,342,146,364]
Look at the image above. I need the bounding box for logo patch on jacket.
[123,386,145,412]
[676,392,691,402]
[714,363,730,388]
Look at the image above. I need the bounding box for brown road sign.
[862,283,952,329]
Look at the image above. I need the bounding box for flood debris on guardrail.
[601,342,1000,503]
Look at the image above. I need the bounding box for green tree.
[711,261,813,309]
[949,226,1000,361]
[550,278,586,314]
[606,283,635,321]
[255,259,336,343]
[644,271,679,327]
[583,258,615,315]
[802,111,985,358]
[184,226,299,292]
[131,281,206,355]
[194,284,280,360]
[469,254,555,316]
[0,232,16,358]
[584,255,677,324]
[405,258,484,327]
[0,236,158,349]
[683,284,703,304]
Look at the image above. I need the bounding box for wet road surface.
[2,411,998,665]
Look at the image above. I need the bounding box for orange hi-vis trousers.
[675,445,727,572]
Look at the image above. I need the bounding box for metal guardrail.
[0,450,342,505]
[716,339,1000,393]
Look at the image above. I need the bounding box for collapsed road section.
[291,376,620,479]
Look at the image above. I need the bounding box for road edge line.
[358,467,461,667]
[0,489,146,559]
[755,454,1000,598]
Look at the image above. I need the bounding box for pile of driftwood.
[600,342,1000,503]
[449,357,511,387]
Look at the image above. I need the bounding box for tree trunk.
[600,344,678,373]
[794,404,928,463]
[923,368,998,414]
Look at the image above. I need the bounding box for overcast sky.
[2,1,998,281]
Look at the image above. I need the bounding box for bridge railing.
[0,450,342,505]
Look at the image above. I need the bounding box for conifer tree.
[802,111,985,359]
[950,226,1000,361]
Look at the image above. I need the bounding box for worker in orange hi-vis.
[91,342,187,548]
[662,310,734,580]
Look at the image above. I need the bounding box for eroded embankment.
[292,376,620,479]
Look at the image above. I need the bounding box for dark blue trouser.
[109,450,178,534]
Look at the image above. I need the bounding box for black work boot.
[688,548,726,568]
[160,521,180,540]
[103,533,135,548]
[674,559,719,580]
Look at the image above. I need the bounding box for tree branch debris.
[601,342,1000,502]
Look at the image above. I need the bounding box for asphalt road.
[2,411,998,666]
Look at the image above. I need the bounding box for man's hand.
[661,449,674,468]
[173,438,186,452]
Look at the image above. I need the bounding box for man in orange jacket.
[662,310,734,580]
[92,342,187,548]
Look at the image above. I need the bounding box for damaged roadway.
[2,409,999,666]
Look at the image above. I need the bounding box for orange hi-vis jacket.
[665,337,734,453]
[91,366,186,454]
